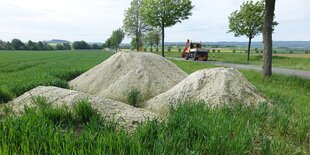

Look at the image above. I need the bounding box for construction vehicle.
[181,42,209,61]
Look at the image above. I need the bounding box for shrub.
[217,49,220,53]
[273,50,277,54]
[127,88,141,107]
[178,48,181,53]
[232,50,236,53]
[212,49,216,53]
[290,50,293,54]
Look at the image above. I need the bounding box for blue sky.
[0,0,309,43]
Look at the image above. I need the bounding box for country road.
[169,58,310,79]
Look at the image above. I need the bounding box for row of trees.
[123,0,193,56]
[121,0,276,78]
[0,39,54,50]
[0,39,105,51]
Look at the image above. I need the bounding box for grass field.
[163,51,310,71]
[0,50,113,103]
[0,51,309,154]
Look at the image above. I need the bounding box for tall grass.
[1,98,308,154]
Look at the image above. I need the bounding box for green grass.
[0,50,113,103]
[164,50,310,71]
[0,51,309,154]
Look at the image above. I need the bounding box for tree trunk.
[161,22,165,57]
[247,37,252,62]
[136,37,139,51]
[263,0,276,78]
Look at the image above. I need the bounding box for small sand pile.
[144,68,267,115]
[69,52,188,103]
[10,86,157,130]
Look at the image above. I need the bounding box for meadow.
[163,50,310,71]
[0,50,309,154]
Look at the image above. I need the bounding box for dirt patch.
[10,86,157,130]
[144,67,267,116]
[69,52,188,104]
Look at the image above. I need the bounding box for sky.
[0,0,309,43]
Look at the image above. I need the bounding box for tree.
[11,39,26,50]
[72,41,91,50]
[141,0,194,57]
[63,43,71,50]
[27,40,38,50]
[106,28,125,51]
[144,29,161,52]
[37,41,45,50]
[228,0,265,62]
[263,0,276,78]
[56,44,65,50]
[0,40,6,50]
[123,0,150,51]
[130,37,143,51]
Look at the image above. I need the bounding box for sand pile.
[69,52,188,103]
[144,67,267,115]
[10,86,157,130]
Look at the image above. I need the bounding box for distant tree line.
[0,39,105,51]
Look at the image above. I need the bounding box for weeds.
[127,88,141,107]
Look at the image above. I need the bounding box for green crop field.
[0,50,113,103]
[0,51,309,154]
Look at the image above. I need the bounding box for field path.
[170,58,310,79]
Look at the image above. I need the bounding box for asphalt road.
[170,58,310,79]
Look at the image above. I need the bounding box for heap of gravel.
[69,52,188,104]
[10,86,157,130]
[144,67,267,116]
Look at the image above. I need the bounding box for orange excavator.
[181,41,209,61]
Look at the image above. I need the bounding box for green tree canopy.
[105,28,125,51]
[144,29,161,52]
[123,0,150,51]
[11,39,26,50]
[228,0,277,62]
[72,41,91,50]
[141,0,194,57]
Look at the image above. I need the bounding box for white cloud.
[0,0,309,42]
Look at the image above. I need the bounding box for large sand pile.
[10,86,157,130]
[144,67,267,115]
[69,52,188,103]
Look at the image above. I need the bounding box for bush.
[273,50,277,54]
[168,47,171,52]
[0,86,15,104]
[178,48,181,53]
[232,50,236,53]
[212,49,216,53]
[127,88,141,107]
[217,49,220,53]
[290,50,293,54]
